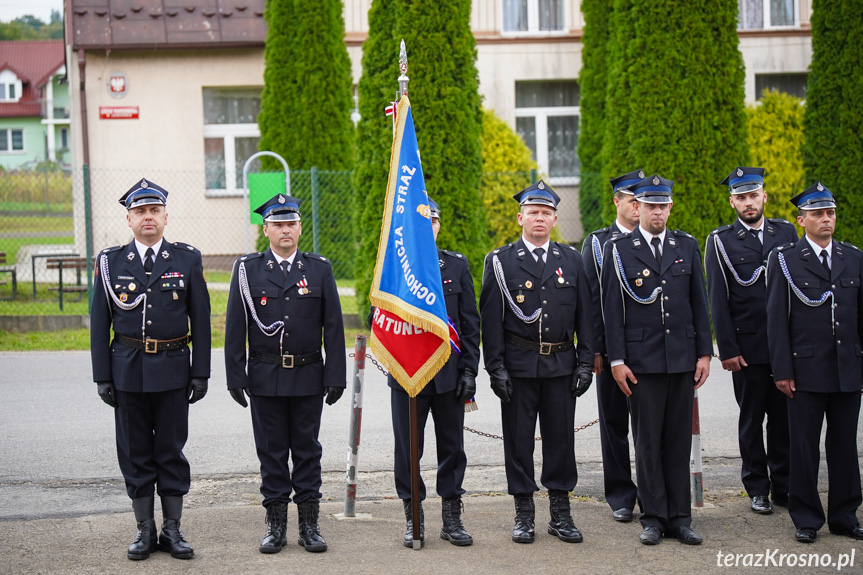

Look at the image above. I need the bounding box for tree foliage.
[600,0,748,242]
[0,15,63,40]
[802,0,863,246]
[746,90,804,228]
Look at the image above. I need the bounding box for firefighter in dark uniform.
[224,193,346,554]
[375,198,480,548]
[479,180,594,545]
[90,179,211,561]
[765,183,863,543]
[705,167,797,515]
[581,169,643,523]
[601,174,712,546]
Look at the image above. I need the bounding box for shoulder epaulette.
[710,224,733,236]
[442,249,465,259]
[555,241,579,251]
[238,252,265,262]
[490,243,515,256]
[302,252,331,263]
[609,231,631,243]
[590,226,610,236]
[838,240,861,252]
[100,245,124,254]
[172,241,200,254]
[775,242,795,252]
[672,229,695,239]
[768,218,794,226]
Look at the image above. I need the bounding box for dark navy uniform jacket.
[90,240,211,392]
[378,249,480,395]
[480,238,594,378]
[766,239,863,393]
[705,219,798,364]
[581,221,629,356]
[601,228,713,374]
[224,249,346,396]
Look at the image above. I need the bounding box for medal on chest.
[297,276,310,295]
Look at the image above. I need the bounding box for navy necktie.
[144,247,154,274]
[651,237,662,267]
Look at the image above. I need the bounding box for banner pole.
[410,395,422,549]
[343,335,367,517]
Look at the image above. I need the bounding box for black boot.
[548,489,583,543]
[402,499,425,548]
[440,496,473,546]
[296,499,328,552]
[512,495,535,543]
[127,496,157,560]
[259,502,288,554]
[158,496,194,559]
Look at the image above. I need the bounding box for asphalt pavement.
[1,350,862,574]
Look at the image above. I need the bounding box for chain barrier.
[351,352,601,440]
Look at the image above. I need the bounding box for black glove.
[187,378,208,404]
[489,367,512,404]
[325,387,344,406]
[572,363,593,398]
[455,369,477,403]
[229,387,249,408]
[96,382,116,408]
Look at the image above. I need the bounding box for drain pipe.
[77,49,95,306]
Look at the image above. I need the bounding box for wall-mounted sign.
[100,106,139,120]
[107,71,129,98]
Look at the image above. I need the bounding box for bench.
[46,257,89,311]
[0,252,17,300]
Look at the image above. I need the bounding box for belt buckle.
[145,338,158,354]
[282,354,294,369]
[539,342,552,355]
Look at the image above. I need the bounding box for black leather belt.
[114,334,190,354]
[504,332,574,355]
[249,349,323,369]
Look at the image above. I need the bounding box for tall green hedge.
[802,0,863,246]
[355,0,487,313]
[746,90,805,228]
[577,0,613,234]
[600,0,748,242]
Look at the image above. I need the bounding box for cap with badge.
[789,182,836,210]
[720,167,765,194]
[610,169,645,194]
[512,179,561,209]
[632,174,674,204]
[118,178,169,209]
[254,194,302,222]
[428,197,441,220]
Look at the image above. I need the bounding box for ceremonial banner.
[369,95,450,397]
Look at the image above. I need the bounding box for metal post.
[311,166,320,254]
[343,335,367,517]
[83,164,94,310]
[690,389,704,507]
[242,152,291,254]
[530,168,537,185]
[410,396,421,549]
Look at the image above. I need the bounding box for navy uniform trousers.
[480,239,594,496]
[385,248,480,500]
[582,223,638,512]
[601,228,713,531]
[90,240,211,499]
[766,239,863,532]
[705,219,796,500]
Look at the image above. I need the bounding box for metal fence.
[0,166,585,314]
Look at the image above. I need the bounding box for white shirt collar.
[804,235,831,258]
[134,238,163,262]
[521,236,551,255]
[738,218,764,234]
[614,219,636,234]
[638,226,666,247]
[270,249,298,266]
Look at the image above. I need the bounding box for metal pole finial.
[398,39,409,97]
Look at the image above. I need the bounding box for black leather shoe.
[639,526,662,545]
[547,490,583,543]
[403,499,425,548]
[259,503,288,554]
[673,526,703,545]
[128,497,157,561]
[158,496,193,559]
[829,525,863,540]
[440,497,473,546]
[750,494,773,515]
[795,527,817,543]
[771,493,789,508]
[296,499,328,552]
[512,495,535,543]
[612,508,634,522]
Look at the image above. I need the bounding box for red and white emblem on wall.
[107,72,129,98]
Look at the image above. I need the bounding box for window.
[0,71,22,103]
[738,0,797,29]
[0,129,24,153]
[503,0,565,34]
[202,88,262,196]
[755,73,807,99]
[515,80,580,184]
[59,128,69,150]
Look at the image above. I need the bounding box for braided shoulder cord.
[99,253,147,338]
[492,254,541,324]
[776,250,834,334]
[713,234,765,287]
[238,261,284,337]
[592,234,603,272]
[612,244,662,304]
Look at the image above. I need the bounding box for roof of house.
[67,0,267,50]
[0,40,65,118]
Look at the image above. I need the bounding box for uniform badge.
[127,251,135,261]
[266,259,275,270]
[297,260,305,271]
[525,280,533,289]
[638,170,645,178]
[538,181,545,190]
[128,282,137,291]
[278,195,286,204]
[817,182,824,192]
[261,296,267,306]
[653,175,660,185]
[558,277,565,284]
[140,179,149,188]
[556,268,564,284]
[439,258,445,269]
[642,269,650,277]
[173,291,178,300]
[635,279,643,287]
[119,293,128,302]
[297,276,309,295]
[161,250,169,259]
[516,294,525,303]
[736,168,744,177]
